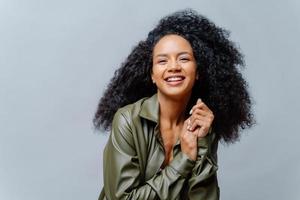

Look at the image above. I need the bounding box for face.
[151,34,198,99]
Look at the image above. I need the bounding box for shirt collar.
[139,93,159,123]
[139,93,181,146]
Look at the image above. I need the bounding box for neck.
[158,92,191,129]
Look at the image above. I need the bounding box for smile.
[164,76,185,82]
[163,75,186,86]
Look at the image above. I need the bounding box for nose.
[167,60,181,72]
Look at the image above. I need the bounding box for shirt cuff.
[197,134,210,148]
[169,152,195,177]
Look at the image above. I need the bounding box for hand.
[180,119,198,161]
[187,99,214,138]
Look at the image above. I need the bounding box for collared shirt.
[98,93,220,200]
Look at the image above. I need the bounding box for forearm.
[103,142,195,200]
[187,132,219,199]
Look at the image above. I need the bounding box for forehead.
[153,34,193,56]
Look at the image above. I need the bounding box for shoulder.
[110,97,149,148]
[112,97,149,130]
[114,97,149,123]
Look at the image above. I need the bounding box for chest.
[132,118,182,181]
[160,129,180,167]
[141,125,181,180]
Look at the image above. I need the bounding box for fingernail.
[197,98,202,103]
[189,109,193,115]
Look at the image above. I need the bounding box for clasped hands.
[180,99,214,161]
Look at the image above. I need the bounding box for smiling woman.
[152,34,197,99]
[94,9,254,200]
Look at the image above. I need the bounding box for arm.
[187,131,219,200]
[102,109,195,200]
[186,99,219,199]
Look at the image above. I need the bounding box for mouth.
[164,75,185,82]
[164,75,185,86]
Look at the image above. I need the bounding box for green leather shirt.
[98,93,220,200]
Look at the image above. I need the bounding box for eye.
[158,60,167,64]
[179,57,190,62]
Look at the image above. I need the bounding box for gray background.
[1,0,299,199]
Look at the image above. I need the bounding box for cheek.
[151,65,164,78]
[187,64,197,78]
[151,66,156,78]
[151,66,159,81]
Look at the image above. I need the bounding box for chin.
[158,88,192,100]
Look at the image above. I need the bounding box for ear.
[196,72,199,80]
[151,74,155,84]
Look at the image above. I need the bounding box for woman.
[94,9,254,200]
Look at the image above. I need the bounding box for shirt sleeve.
[101,109,196,200]
[186,130,220,200]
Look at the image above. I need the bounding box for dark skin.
[151,34,214,164]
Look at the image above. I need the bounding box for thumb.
[197,98,202,104]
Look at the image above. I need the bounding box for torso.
[159,124,182,168]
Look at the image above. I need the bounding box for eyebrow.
[155,51,191,57]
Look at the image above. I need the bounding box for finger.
[191,109,211,117]
[186,118,199,133]
[190,102,212,114]
[187,115,211,133]
[181,128,197,140]
[197,98,202,104]
[193,103,211,112]
[189,127,200,137]
[189,118,208,132]
[186,116,193,131]
[190,114,210,126]
[197,126,208,138]
[185,117,199,137]
[186,117,192,131]
[189,98,202,115]
[184,118,189,130]
[192,111,214,126]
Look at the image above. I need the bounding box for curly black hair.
[93,9,254,143]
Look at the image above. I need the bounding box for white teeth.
[166,76,184,82]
